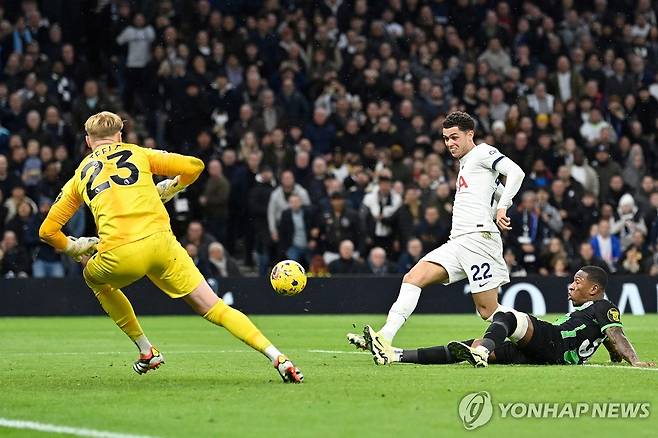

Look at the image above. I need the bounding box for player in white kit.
[348,112,527,357]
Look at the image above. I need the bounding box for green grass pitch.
[1,314,657,437]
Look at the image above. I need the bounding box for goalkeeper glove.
[156,176,187,203]
[64,236,99,262]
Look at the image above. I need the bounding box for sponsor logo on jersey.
[457,176,469,191]
[607,308,620,322]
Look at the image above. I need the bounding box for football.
[270,260,307,296]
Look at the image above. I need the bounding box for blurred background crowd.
[1,0,658,279]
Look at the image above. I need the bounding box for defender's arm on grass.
[38,179,99,261]
[603,326,655,367]
[146,149,205,203]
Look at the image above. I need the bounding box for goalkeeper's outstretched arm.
[145,150,205,203]
[146,150,205,185]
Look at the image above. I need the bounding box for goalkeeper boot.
[447,341,489,368]
[274,355,304,383]
[133,346,165,375]
[363,325,401,365]
[347,332,368,351]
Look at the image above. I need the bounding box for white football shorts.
[420,231,510,293]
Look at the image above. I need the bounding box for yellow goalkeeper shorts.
[83,230,204,298]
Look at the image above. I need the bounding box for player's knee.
[477,303,498,320]
[402,271,419,286]
[402,264,438,287]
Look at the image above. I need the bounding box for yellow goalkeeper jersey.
[40,142,204,253]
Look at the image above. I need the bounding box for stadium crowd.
[1,0,658,279]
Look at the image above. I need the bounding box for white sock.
[264,345,283,362]
[379,283,422,342]
[134,335,152,355]
[485,304,513,322]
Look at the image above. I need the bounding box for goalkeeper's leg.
[183,280,303,382]
[83,271,152,352]
[83,272,163,374]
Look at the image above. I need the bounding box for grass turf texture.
[0,314,657,437]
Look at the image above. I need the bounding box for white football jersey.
[451,143,507,239]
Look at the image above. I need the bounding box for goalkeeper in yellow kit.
[39,111,303,383]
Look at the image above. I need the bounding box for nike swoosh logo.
[478,282,489,288]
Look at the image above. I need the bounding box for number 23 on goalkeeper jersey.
[50,142,200,254]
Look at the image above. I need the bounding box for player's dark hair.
[443,111,476,132]
[581,265,607,292]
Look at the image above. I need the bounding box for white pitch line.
[584,364,658,372]
[2,349,366,357]
[0,417,159,438]
[1,350,248,356]
[307,349,365,355]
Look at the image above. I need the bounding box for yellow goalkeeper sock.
[91,284,147,348]
[203,300,273,354]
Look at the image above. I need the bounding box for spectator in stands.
[618,231,652,274]
[278,78,309,128]
[362,169,402,253]
[278,193,319,266]
[605,175,633,209]
[249,165,275,276]
[414,205,449,255]
[536,187,563,235]
[71,80,113,139]
[568,148,599,197]
[527,83,555,115]
[573,241,610,274]
[593,144,623,202]
[3,185,36,223]
[478,38,510,74]
[6,200,35,245]
[0,230,30,277]
[391,183,423,249]
[538,238,568,276]
[199,159,230,244]
[590,219,621,272]
[267,170,310,246]
[397,238,423,273]
[612,193,648,251]
[580,108,615,147]
[548,56,584,103]
[205,242,241,278]
[319,191,360,263]
[116,13,156,112]
[367,247,397,275]
[509,191,548,273]
[328,239,368,275]
[181,221,216,262]
[31,199,64,278]
[304,107,335,156]
[307,157,329,202]
[605,58,635,100]
[622,145,647,191]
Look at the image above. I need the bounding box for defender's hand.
[496,209,511,231]
[632,361,656,367]
[64,236,99,262]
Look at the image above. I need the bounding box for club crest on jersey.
[607,308,620,323]
[457,175,469,191]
